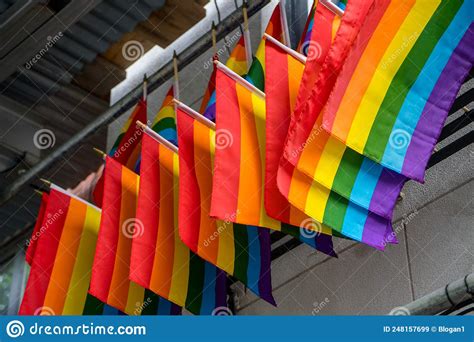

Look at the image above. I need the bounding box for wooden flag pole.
[213,60,265,98]
[39,178,52,187]
[34,189,44,196]
[320,0,344,17]
[173,51,180,100]
[142,74,148,101]
[263,33,307,64]
[136,120,179,153]
[279,0,291,48]
[241,1,253,70]
[92,147,107,160]
[172,98,216,130]
[211,21,218,56]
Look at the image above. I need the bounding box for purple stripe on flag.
[258,228,276,306]
[361,213,395,250]
[402,25,474,179]
[369,168,407,220]
[315,233,337,257]
[215,269,227,309]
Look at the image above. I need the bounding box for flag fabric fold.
[89,157,181,315]
[130,133,228,315]
[322,0,473,182]
[177,108,276,305]
[277,0,406,221]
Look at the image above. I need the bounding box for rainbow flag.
[89,157,182,315]
[25,192,49,265]
[266,40,397,251]
[322,0,473,181]
[210,66,347,250]
[278,1,406,221]
[246,2,285,91]
[130,133,228,315]
[151,86,177,145]
[177,108,276,305]
[20,187,117,315]
[200,28,251,121]
[297,0,342,55]
[93,99,147,206]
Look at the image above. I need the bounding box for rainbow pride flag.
[130,133,228,315]
[20,187,141,315]
[89,157,182,315]
[246,2,284,91]
[177,107,276,305]
[93,99,147,206]
[297,0,341,56]
[277,1,406,220]
[322,0,474,181]
[211,66,338,245]
[200,32,250,121]
[151,86,177,145]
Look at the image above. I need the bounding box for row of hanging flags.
[20,0,473,315]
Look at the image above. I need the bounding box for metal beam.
[0,0,270,206]
[0,0,104,82]
[390,273,474,315]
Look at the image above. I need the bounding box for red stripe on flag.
[130,134,160,288]
[210,69,241,219]
[176,109,201,253]
[89,157,123,304]
[19,189,70,315]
